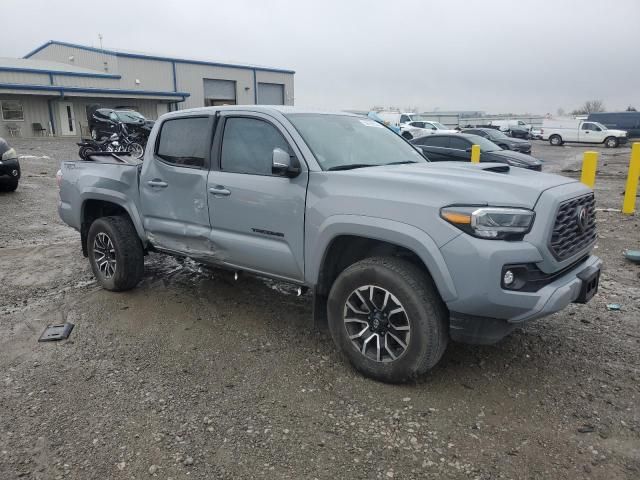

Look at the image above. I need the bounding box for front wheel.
[128,142,144,159]
[87,216,144,291]
[327,256,448,383]
[604,136,619,148]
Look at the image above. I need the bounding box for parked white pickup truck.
[542,119,628,148]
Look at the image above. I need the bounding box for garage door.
[257,83,284,105]
[203,79,236,106]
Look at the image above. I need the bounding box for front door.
[580,122,606,143]
[139,115,215,257]
[58,102,76,136]
[207,112,307,282]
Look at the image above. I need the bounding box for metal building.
[0,40,295,137]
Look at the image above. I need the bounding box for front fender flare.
[307,215,458,302]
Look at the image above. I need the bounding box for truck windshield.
[286,114,427,170]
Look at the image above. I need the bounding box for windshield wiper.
[386,161,418,165]
[327,164,376,171]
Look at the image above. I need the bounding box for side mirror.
[272,148,300,178]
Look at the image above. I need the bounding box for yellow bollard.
[471,144,480,163]
[622,142,640,214]
[580,151,598,188]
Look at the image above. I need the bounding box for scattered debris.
[38,323,74,342]
[624,250,640,264]
[606,304,621,311]
[578,424,596,433]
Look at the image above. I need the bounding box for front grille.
[549,193,596,261]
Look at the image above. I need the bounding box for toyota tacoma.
[57,107,601,382]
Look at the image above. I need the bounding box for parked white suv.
[542,119,628,148]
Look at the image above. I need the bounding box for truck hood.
[605,129,627,137]
[327,161,577,209]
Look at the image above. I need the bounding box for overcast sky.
[2,0,638,114]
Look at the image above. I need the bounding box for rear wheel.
[327,256,448,383]
[87,216,144,291]
[604,136,618,148]
[549,134,563,146]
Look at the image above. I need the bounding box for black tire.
[327,256,448,383]
[87,216,144,291]
[604,136,618,148]
[549,134,563,146]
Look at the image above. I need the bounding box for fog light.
[11,169,18,177]
[503,270,515,286]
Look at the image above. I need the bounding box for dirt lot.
[1,138,639,479]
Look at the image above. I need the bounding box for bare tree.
[571,100,606,115]
[626,105,637,112]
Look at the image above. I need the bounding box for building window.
[1,101,24,121]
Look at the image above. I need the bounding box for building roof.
[24,40,295,75]
[0,57,120,78]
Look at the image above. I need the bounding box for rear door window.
[156,117,210,168]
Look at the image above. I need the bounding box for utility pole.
[98,34,103,50]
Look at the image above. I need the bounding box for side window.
[109,112,118,122]
[412,122,424,128]
[400,115,410,123]
[450,137,470,150]
[421,136,450,148]
[156,117,209,168]
[582,122,599,131]
[221,117,291,176]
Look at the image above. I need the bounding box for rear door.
[139,115,215,256]
[206,112,308,281]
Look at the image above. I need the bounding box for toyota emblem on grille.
[576,206,588,232]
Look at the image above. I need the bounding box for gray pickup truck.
[58,106,601,382]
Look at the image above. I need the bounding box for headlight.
[1,148,17,161]
[440,206,535,240]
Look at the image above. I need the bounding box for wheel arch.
[309,217,457,303]
[80,195,145,256]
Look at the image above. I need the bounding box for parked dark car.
[0,137,20,191]
[411,133,542,171]
[462,128,532,153]
[507,125,530,139]
[88,108,154,140]
[587,112,640,138]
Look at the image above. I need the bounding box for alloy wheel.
[343,285,411,362]
[93,232,117,278]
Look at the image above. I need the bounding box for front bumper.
[0,158,20,179]
[440,232,601,344]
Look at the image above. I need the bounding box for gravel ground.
[1,138,639,480]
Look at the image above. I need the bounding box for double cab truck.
[542,118,628,148]
[58,106,601,383]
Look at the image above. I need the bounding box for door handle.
[147,179,168,188]
[208,186,231,196]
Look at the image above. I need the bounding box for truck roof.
[162,105,360,118]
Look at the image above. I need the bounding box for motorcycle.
[77,123,145,160]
